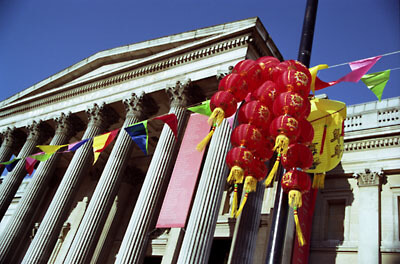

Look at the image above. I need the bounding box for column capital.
[86,103,118,130]
[166,79,191,108]
[0,127,25,149]
[353,168,384,187]
[26,120,53,143]
[123,92,146,120]
[54,112,84,138]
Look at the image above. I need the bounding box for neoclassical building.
[0,17,399,264]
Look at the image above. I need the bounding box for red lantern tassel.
[208,107,225,127]
[196,126,216,151]
[320,124,327,155]
[231,184,238,218]
[294,208,306,246]
[312,172,325,189]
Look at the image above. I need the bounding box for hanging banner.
[156,113,210,228]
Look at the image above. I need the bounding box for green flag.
[361,70,390,101]
[188,100,212,116]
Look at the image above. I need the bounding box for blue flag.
[125,121,149,155]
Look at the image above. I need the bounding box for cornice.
[344,135,400,152]
[0,34,251,119]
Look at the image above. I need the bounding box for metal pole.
[265,0,319,263]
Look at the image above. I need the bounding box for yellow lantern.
[306,98,346,188]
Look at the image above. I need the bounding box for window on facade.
[325,199,345,241]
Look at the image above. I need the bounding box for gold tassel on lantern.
[265,135,289,187]
[289,190,305,246]
[208,107,225,127]
[312,172,325,189]
[294,208,306,246]
[226,165,244,184]
[231,184,239,217]
[235,176,257,218]
[196,126,216,151]
[264,154,280,187]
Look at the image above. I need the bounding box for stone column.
[0,127,25,173]
[228,181,265,264]
[115,80,190,264]
[0,120,51,220]
[63,93,147,264]
[0,112,77,263]
[22,103,116,264]
[176,118,231,264]
[354,168,383,264]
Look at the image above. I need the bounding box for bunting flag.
[309,64,329,93]
[125,121,149,155]
[361,70,391,101]
[92,129,119,164]
[187,100,212,116]
[68,138,90,152]
[25,157,38,175]
[315,56,382,91]
[30,153,53,162]
[37,144,68,154]
[154,114,178,139]
[4,158,20,172]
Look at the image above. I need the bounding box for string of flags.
[310,50,399,101]
[0,113,178,175]
[0,52,397,176]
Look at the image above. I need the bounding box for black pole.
[265,0,319,263]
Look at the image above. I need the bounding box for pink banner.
[156,114,210,228]
[292,188,318,264]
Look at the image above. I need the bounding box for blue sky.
[0,0,399,106]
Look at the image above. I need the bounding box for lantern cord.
[196,126,216,151]
[319,124,327,155]
[294,208,306,246]
[231,184,238,218]
[312,173,325,189]
[235,192,248,218]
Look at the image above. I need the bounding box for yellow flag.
[92,129,119,164]
[309,64,329,93]
[306,98,346,174]
[37,144,68,154]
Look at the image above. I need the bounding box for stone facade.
[0,17,399,264]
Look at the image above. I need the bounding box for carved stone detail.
[0,127,17,148]
[166,79,191,108]
[123,93,146,120]
[86,103,118,130]
[26,120,53,143]
[353,168,384,187]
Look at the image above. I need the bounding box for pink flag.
[25,157,38,175]
[315,56,381,91]
[154,114,178,139]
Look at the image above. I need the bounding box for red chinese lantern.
[297,119,314,146]
[250,81,278,110]
[276,69,311,97]
[256,56,280,81]
[231,124,263,152]
[272,60,311,83]
[302,96,311,118]
[281,169,311,246]
[252,137,274,162]
[265,114,300,186]
[232,59,263,92]
[272,91,307,119]
[281,144,314,170]
[218,73,249,101]
[225,146,254,185]
[237,100,272,131]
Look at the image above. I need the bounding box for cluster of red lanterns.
[205,56,315,246]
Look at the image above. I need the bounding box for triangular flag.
[25,157,38,175]
[188,100,212,116]
[30,153,53,162]
[309,64,329,93]
[92,129,119,164]
[125,121,149,155]
[314,56,382,91]
[37,144,68,154]
[361,70,390,101]
[68,138,89,152]
[154,114,178,139]
[4,158,20,172]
